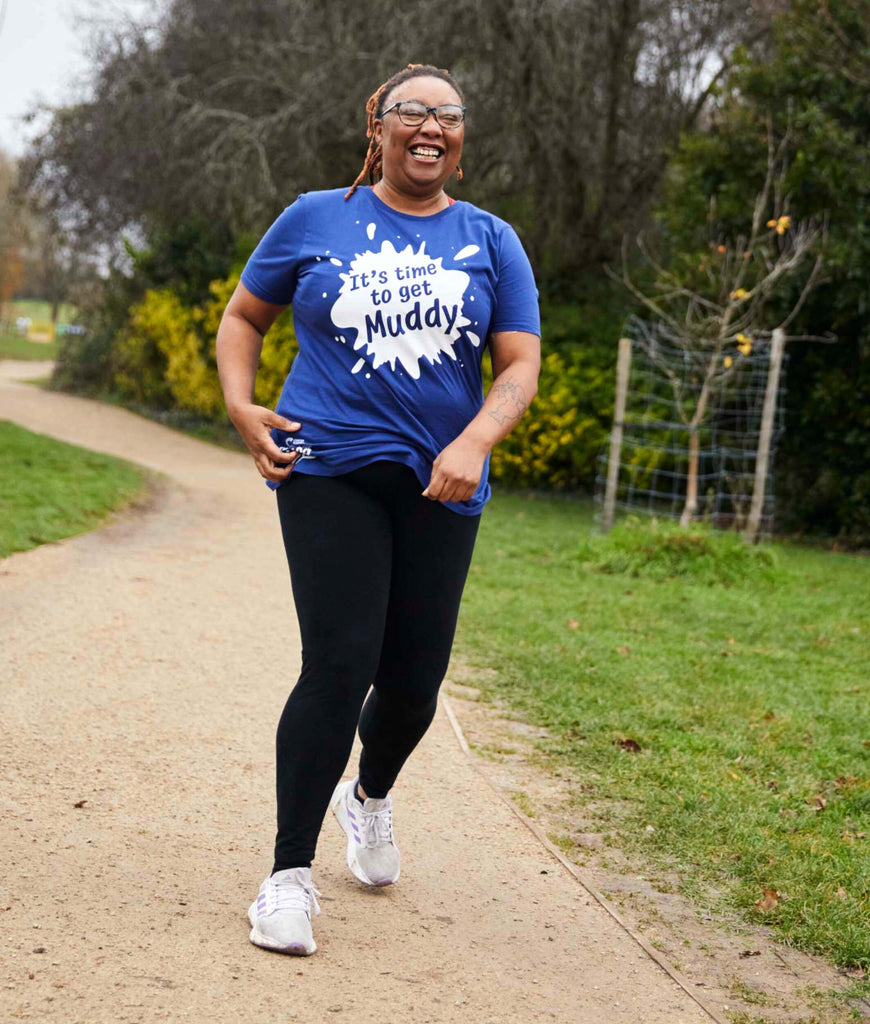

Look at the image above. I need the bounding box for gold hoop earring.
[456,165,464,182]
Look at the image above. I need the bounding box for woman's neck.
[372,180,449,216]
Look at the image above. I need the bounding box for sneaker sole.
[329,782,400,888]
[247,906,316,956]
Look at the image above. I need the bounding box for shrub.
[577,515,783,586]
[113,272,298,418]
[114,289,189,409]
[489,348,611,490]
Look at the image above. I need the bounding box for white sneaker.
[248,867,321,955]
[330,777,401,886]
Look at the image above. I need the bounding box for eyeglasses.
[379,100,466,130]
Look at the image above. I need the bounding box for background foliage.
[6,0,869,540]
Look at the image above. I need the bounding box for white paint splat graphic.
[366,223,376,240]
[454,244,480,261]
[330,238,480,379]
[329,257,343,266]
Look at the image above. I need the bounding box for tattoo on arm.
[487,379,528,426]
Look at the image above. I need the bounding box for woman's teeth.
[409,146,441,159]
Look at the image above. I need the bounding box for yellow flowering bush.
[114,289,186,407]
[488,350,609,489]
[113,272,298,417]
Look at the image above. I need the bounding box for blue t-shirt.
[240,186,541,515]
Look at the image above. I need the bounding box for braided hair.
[344,63,465,200]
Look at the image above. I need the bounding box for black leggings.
[273,461,480,870]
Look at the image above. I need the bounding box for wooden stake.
[746,327,786,543]
[602,337,632,534]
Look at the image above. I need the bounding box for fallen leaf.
[73,799,87,809]
[729,771,740,781]
[763,711,776,721]
[806,795,827,811]
[614,737,641,752]
[755,888,779,911]
[739,950,761,958]
[567,619,580,629]
[844,965,867,980]
[834,776,859,789]
[617,645,631,654]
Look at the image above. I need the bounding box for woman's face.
[373,75,464,195]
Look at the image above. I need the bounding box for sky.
[0,0,154,157]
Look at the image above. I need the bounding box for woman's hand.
[229,402,301,483]
[423,436,489,504]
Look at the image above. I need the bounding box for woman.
[216,63,541,956]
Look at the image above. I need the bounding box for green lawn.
[0,421,147,558]
[0,330,58,360]
[0,300,80,360]
[457,494,870,975]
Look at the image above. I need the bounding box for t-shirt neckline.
[365,186,460,222]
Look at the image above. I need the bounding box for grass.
[0,421,148,558]
[0,333,59,360]
[0,300,79,360]
[456,493,870,976]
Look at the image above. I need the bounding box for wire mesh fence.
[595,317,788,536]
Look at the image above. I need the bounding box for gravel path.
[1,361,713,1023]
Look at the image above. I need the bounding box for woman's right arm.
[216,281,301,483]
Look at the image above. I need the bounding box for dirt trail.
[1,362,714,1023]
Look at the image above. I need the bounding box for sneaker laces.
[271,876,322,917]
[361,804,393,849]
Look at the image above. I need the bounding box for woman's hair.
[344,63,464,200]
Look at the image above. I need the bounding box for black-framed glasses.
[379,100,466,130]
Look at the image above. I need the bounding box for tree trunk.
[679,380,712,527]
[680,426,701,527]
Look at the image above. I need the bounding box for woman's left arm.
[423,330,541,503]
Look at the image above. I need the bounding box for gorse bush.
[488,348,611,491]
[112,273,298,417]
[578,515,783,586]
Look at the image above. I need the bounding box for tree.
[0,150,25,318]
[653,0,870,543]
[19,0,777,286]
[613,127,825,530]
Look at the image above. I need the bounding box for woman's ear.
[372,119,383,144]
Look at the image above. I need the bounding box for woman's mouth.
[408,145,443,162]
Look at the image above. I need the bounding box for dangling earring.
[456,164,464,182]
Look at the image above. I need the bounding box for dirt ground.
[0,361,863,1024]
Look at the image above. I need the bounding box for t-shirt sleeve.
[490,225,541,336]
[240,196,308,305]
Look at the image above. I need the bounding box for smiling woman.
[215,62,542,958]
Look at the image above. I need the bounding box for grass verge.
[0,421,148,558]
[0,330,58,361]
[456,494,870,978]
